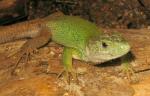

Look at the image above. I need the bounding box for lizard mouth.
[85,52,129,64]
[85,44,130,64]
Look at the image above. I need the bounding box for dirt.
[0,40,135,96]
[0,27,148,96]
[27,0,150,29]
[132,71,150,96]
[0,28,150,96]
[0,0,150,96]
[1,0,149,28]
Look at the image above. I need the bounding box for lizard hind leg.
[10,27,52,76]
[11,42,38,75]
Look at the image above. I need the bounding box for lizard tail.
[0,19,42,44]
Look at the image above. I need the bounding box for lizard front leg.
[120,53,139,83]
[12,27,52,75]
[62,47,78,83]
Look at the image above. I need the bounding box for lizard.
[0,12,131,81]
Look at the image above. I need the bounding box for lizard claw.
[57,69,78,84]
[120,53,139,83]
[121,62,139,83]
[9,45,38,75]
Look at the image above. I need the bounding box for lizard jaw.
[84,45,130,64]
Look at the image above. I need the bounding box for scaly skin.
[0,12,130,81]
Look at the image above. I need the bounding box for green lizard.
[0,12,130,80]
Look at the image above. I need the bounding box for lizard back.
[47,16,101,50]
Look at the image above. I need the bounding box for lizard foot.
[57,69,78,84]
[121,63,139,83]
[120,53,139,83]
[9,45,38,76]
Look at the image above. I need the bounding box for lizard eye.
[102,42,108,48]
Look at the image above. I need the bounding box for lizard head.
[84,33,130,63]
